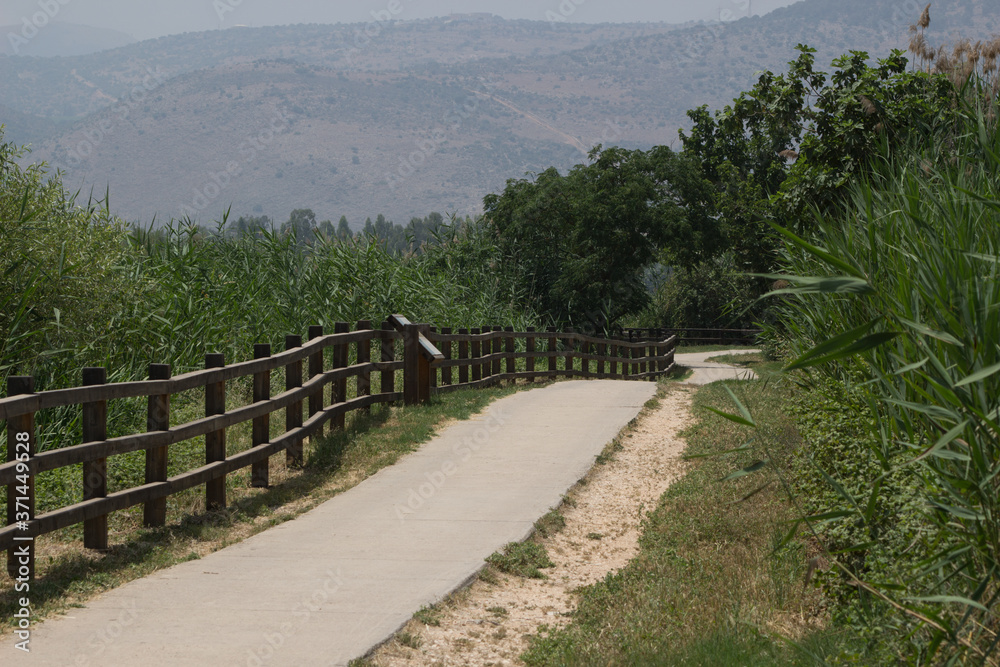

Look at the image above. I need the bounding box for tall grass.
[1,133,542,477]
[768,93,1000,662]
[126,217,538,376]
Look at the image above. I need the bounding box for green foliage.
[485,541,554,579]
[768,91,1000,661]
[791,377,925,639]
[483,144,716,327]
[413,604,442,627]
[533,508,566,538]
[0,128,145,384]
[129,215,538,374]
[521,378,873,666]
[681,44,958,273]
[636,252,763,330]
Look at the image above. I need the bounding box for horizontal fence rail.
[620,327,762,346]
[425,328,677,394]
[1,316,676,580]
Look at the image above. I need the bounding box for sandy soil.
[369,384,695,667]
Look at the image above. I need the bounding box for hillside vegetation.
[3,0,1000,227]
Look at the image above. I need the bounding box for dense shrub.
[633,252,764,330]
[770,93,1000,662]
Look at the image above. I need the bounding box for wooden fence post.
[285,335,304,468]
[7,376,35,580]
[492,326,503,379]
[403,323,420,405]
[428,327,438,391]
[441,328,453,386]
[525,327,536,382]
[598,341,606,377]
[459,329,470,385]
[480,325,491,383]
[144,364,170,527]
[609,342,618,378]
[418,325,432,403]
[205,353,227,511]
[252,344,271,488]
[308,325,325,433]
[333,322,349,430]
[565,328,575,378]
[504,326,515,378]
[381,320,396,396]
[82,367,108,550]
[548,326,557,375]
[470,328,481,383]
[357,321,372,411]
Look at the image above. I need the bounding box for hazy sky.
[1,0,803,40]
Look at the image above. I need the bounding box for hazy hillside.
[0,18,682,119]
[5,0,1000,228]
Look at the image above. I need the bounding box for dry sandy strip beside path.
[370,385,697,667]
[369,350,758,666]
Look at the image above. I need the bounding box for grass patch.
[706,352,767,366]
[487,605,509,617]
[0,381,542,633]
[706,353,784,380]
[520,379,872,665]
[534,508,566,538]
[414,603,443,627]
[594,439,624,465]
[669,366,694,382]
[477,567,501,585]
[397,630,423,649]
[486,541,554,579]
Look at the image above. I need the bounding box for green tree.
[483,145,714,326]
[280,208,317,245]
[231,215,272,238]
[336,215,351,241]
[317,219,334,239]
[680,45,957,272]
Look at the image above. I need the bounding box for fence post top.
[7,376,34,394]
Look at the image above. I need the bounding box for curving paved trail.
[5,358,757,666]
[675,349,759,385]
[7,381,655,667]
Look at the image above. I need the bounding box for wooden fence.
[2,315,676,580]
[620,327,762,346]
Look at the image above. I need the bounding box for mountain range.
[2,1,998,228]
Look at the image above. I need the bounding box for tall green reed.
[768,96,1000,662]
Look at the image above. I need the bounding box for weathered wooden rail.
[2,316,676,580]
[621,327,761,346]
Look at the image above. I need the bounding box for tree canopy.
[483,145,715,328]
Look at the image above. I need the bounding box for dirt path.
[369,384,697,666]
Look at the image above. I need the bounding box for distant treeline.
[148,209,458,256]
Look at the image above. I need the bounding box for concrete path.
[7,380,656,667]
[675,349,760,385]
